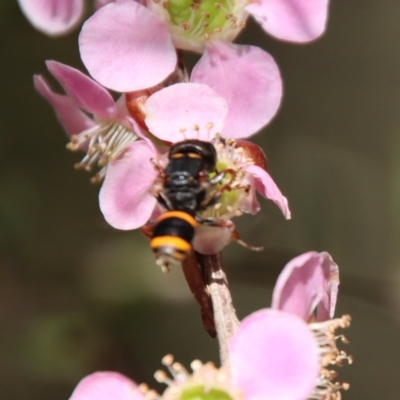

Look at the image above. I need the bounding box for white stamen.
[310,315,352,400]
[67,120,138,182]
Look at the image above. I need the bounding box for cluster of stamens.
[66,120,138,183]
[201,136,252,220]
[138,354,239,400]
[309,315,352,400]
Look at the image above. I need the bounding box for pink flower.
[78,0,291,96]
[17,0,117,36]
[79,0,328,91]
[272,251,339,322]
[228,251,349,400]
[149,0,329,49]
[34,60,142,182]
[18,0,85,36]
[100,82,290,241]
[68,372,144,400]
[245,0,329,43]
[79,0,176,92]
[229,309,320,400]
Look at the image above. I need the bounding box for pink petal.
[230,309,319,400]
[79,0,177,92]
[145,83,227,142]
[316,252,339,321]
[34,74,95,136]
[69,372,144,400]
[191,42,282,138]
[239,174,261,215]
[246,165,291,219]
[271,252,327,321]
[192,225,232,255]
[46,60,116,119]
[18,0,84,36]
[99,140,158,230]
[246,0,329,43]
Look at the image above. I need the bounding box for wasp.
[143,139,237,271]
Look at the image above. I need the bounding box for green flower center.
[166,0,241,39]
[206,161,243,216]
[181,385,234,400]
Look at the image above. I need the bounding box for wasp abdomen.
[150,211,197,263]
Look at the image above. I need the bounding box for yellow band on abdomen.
[150,235,192,253]
[155,211,197,228]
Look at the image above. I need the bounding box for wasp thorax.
[150,0,248,51]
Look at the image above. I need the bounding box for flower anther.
[67,118,139,183]
[309,315,352,400]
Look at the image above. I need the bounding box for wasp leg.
[230,227,263,251]
[141,223,154,239]
[195,217,263,252]
[155,192,174,211]
[200,168,238,209]
[150,157,166,177]
[152,179,174,211]
[209,168,237,185]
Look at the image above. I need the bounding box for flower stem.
[197,252,240,368]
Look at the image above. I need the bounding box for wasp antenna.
[230,227,263,252]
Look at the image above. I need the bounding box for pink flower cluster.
[28,0,329,246]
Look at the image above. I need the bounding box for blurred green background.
[1,0,399,398]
